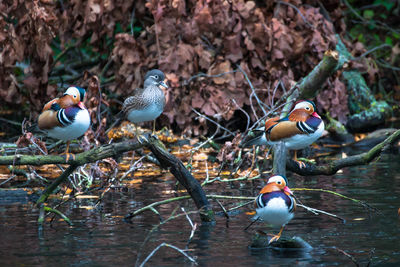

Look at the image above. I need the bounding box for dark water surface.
[1,154,400,266]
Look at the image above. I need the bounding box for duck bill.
[283,186,293,195]
[312,111,320,118]
[159,81,169,89]
[77,102,86,109]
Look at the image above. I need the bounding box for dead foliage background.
[0,0,397,136]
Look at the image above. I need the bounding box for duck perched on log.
[122,69,168,140]
[38,86,90,161]
[242,100,324,168]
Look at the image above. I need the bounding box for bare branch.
[288,129,400,176]
[139,242,198,267]
[236,64,267,116]
[191,108,235,137]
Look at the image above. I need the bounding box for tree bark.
[274,50,339,175]
[280,50,339,117]
[144,136,214,222]
[272,142,287,176]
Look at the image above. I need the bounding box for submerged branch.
[146,136,214,222]
[126,192,359,223]
[2,133,214,223]
[288,129,400,175]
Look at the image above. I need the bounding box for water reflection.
[1,154,400,266]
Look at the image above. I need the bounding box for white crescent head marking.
[267,175,286,186]
[64,87,79,99]
[293,101,314,112]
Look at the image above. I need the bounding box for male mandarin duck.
[38,86,90,160]
[254,175,296,244]
[41,86,86,111]
[122,69,167,139]
[242,100,324,168]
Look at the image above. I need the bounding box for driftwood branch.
[36,164,78,205]
[281,50,339,117]
[1,133,215,223]
[0,139,144,166]
[139,136,214,222]
[298,50,339,99]
[287,129,400,176]
[273,50,339,175]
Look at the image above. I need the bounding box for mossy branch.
[0,134,215,223]
[298,50,339,99]
[0,139,145,166]
[280,50,339,117]
[36,164,78,205]
[141,136,214,222]
[288,129,400,175]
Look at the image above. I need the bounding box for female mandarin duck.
[122,69,167,139]
[254,175,296,244]
[244,100,324,168]
[38,86,90,160]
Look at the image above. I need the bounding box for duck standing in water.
[254,175,296,244]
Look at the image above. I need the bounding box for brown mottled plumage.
[122,86,165,116]
[122,69,168,137]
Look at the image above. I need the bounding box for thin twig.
[334,247,360,267]
[277,1,314,29]
[0,117,21,127]
[191,108,235,137]
[236,64,267,116]
[232,99,250,133]
[216,199,230,227]
[139,242,198,267]
[293,188,378,212]
[185,70,238,84]
[134,210,199,267]
[0,175,16,186]
[297,203,346,223]
[354,44,392,60]
[181,207,197,247]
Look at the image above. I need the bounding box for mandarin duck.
[254,175,296,244]
[242,100,324,168]
[122,69,167,140]
[38,86,90,160]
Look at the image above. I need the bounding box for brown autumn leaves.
[0,0,376,135]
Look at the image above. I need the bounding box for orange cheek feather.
[288,110,309,122]
[59,95,77,107]
[42,98,59,112]
[259,183,282,194]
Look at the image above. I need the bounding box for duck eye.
[277,181,281,184]
[306,107,310,110]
